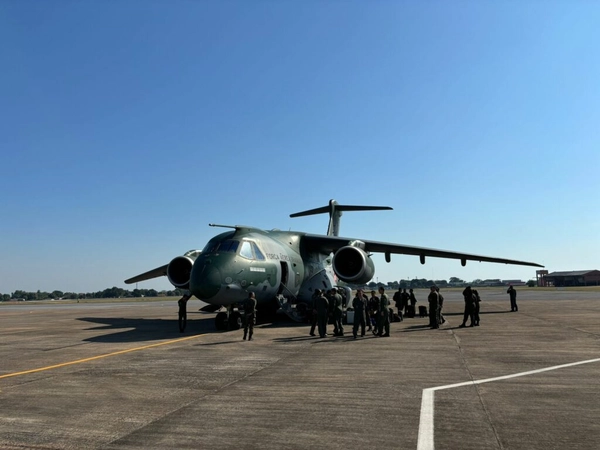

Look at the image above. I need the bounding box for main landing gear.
[215,305,242,331]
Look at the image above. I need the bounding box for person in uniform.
[331,288,344,336]
[309,290,319,336]
[368,290,379,331]
[377,286,390,337]
[460,286,475,327]
[409,289,417,306]
[436,286,445,325]
[352,289,367,338]
[472,289,481,326]
[243,292,257,341]
[393,287,404,322]
[316,290,330,338]
[428,286,439,329]
[401,288,410,316]
[507,285,518,311]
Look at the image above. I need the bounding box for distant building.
[502,279,526,286]
[543,270,600,287]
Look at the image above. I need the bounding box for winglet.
[290,199,392,236]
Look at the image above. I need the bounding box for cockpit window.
[202,242,218,254]
[239,241,254,259]
[217,239,239,253]
[251,242,266,260]
[238,240,266,260]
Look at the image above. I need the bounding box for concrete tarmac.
[1,288,599,449]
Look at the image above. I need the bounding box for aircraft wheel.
[228,311,242,330]
[215,312,228,331]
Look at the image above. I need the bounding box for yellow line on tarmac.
[0,334,205,380]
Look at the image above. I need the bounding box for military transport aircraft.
[125,200,543,331]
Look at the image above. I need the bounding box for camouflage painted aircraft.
[125,200,543,331]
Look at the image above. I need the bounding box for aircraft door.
[277,261,289,296]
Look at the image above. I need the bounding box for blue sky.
[1,1,598,294]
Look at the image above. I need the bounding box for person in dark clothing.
[316,290,330,338]
[472,289,481,326]
[401,288,410,316]
[409,289,417,307]
[368,290,379,331]
[436,287,446,325]
[460,286,475,327]
[427,286,439,329]
[331,288,344,336]
[393,288,404,322]
[507,285,518,311]
[243,292,257,340]
[352,289,368,338]
[377,287,390,336]
[309,290,319,336]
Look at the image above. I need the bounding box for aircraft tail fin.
[290,199,392,236]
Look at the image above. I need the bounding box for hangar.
[542,270,600,287]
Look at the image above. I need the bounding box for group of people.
[241,284,520,340]
[308,287,346,338]
[458,286,481,328]
[349,286,391,338]
[392,288,418,319]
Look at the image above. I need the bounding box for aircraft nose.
[190,262,221,300]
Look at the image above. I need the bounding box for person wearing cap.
[309,290,320,336]
[243,292,257,340]
[460,286,475,327]
[352,289,367,338]
[507,284,518,312]
[331,287,344,336]
[315,289,330,338]
[377,286,390,337]
[428,286,439,329]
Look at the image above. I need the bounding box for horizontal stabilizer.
[124,264,168,284]
[290,199,393,237]
[290,203,392,218]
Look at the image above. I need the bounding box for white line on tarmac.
[416,358,600,450]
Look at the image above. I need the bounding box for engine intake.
[167,256,195,289]
[332,246,375,284]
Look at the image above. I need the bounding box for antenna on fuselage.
[290,199,392,236]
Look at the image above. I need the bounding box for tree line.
[1,287,187,302]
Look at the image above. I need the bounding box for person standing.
[507,285,518,312]
[428,286,439,329]
[331,288,344,336]
[436,286,445,325]
[316,289,330,338]
[401,288,410,316]
[309,290,319,336]
[352,289,367,338]
[368,290,379,331]
[460,286,475,327]
[243,292,257,341]
[472,289,481,326]
[393,287,404,322]
[377,287,390,337]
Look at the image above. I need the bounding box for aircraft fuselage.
[189,228,334,309]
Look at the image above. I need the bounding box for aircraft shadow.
[78,316,216,343]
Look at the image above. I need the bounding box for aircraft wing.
[302,234,544,268]
[124,264,169,284]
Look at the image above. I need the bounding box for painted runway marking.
[417,357,600,450]
[0,334,205,380]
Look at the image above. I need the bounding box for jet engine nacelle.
[332,245,375,284]
[167,250,202,289]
